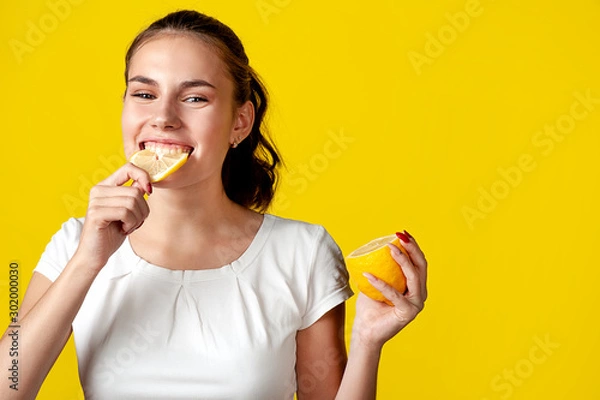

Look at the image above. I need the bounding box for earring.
[231,137,242,148]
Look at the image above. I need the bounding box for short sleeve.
[33,218,84,282]
[300,226,354,329]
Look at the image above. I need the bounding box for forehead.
[128,34,230,86]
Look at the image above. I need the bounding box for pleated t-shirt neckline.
[121,213,275,283]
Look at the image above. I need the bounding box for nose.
[151,98,181,131]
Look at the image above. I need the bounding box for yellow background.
[2,0,599,398]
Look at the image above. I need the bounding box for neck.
[127,177,265,270]
[135,177,247,239]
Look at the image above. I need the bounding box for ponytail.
[222,71,280,211]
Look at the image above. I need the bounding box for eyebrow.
[127,75,216,90]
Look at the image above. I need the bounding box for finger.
[88,186,150,221]
[387,243,424,305]
[87,187,150,231]
[98,162,152,194]
[397,231,427,271]
[362,272,414,313]
[88,204,145,234]
[128,219,145,235]
[396,232,428,300]
[131,179,152,195]
[89,185,148,201]
[88,195,147,228]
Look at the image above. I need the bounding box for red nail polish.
[396,232,410,243]
[403,230,413,239]
[147,184,153,194]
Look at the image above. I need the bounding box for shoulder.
[47,217,86,247]
[33,217,85,282]
[265,214,332,244]
[60,217,85,237]
[263,215,353,329]
[262,213,345,271]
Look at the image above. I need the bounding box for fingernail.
[396,231,410,243]
[147,183,153,194]
[363,272,377,283]
[387,243,401,256]
[403,230,413,239]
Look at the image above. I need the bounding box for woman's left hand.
[351,231,428,350]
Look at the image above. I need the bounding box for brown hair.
[125,10,280,212]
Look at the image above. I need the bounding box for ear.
[230,101,255,146]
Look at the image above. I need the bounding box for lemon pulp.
[129,148,189,183]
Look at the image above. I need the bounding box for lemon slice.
[129,148,189,183]
[346,234,408,305]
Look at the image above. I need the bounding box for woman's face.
[122,34,245,188]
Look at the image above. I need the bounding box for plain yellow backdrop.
[2,0,599,399]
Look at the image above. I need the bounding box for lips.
[141,140,194,155]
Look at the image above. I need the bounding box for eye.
[184,96,208,103]
[131,92,155,100]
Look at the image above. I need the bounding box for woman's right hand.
[73,163,152,273]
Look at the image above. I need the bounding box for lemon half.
[346,234,408,305]
[129,148,189,183]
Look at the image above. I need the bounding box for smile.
[141,141,194,155]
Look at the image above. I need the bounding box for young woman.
[1,10,427,399]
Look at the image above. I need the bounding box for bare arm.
[0,163,151,399]
[0,265,98,399]
[296,304,347,400]
[335,338,381,399]
[335,231,428,400]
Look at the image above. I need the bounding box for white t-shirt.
[34,214,353,399]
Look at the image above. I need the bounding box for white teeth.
[142,142,192,155]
